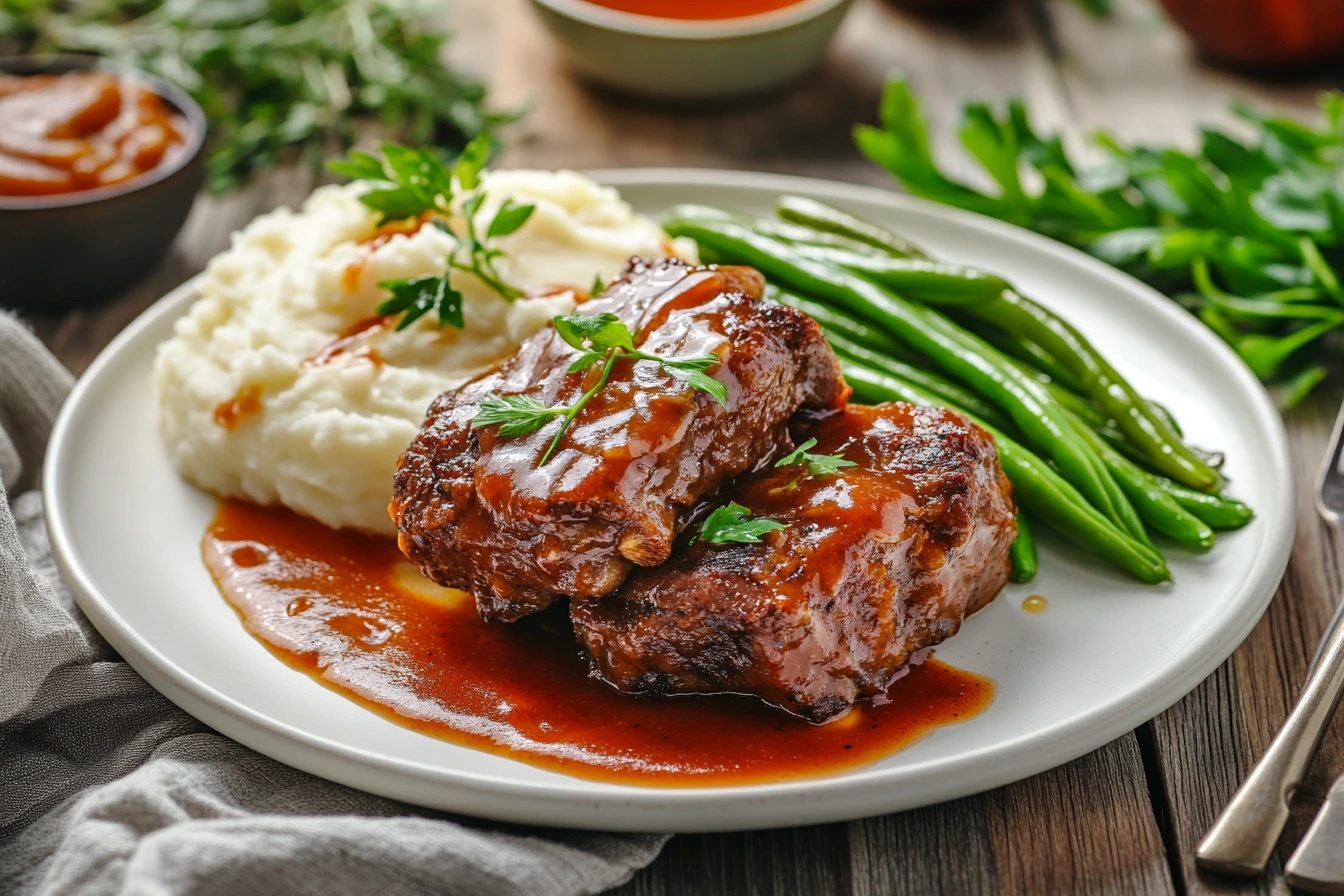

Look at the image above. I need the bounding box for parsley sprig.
[775,438,857,478]
[329,137,536,330]
[695,503,788,545]
[471,312,728,464]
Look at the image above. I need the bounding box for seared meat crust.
[571,402,1016,722]
[391,258,847,622]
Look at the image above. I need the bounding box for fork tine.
[1316,400,1344,523]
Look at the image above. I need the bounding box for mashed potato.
[154,170,686,534]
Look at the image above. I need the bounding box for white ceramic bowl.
[528,0,855,101]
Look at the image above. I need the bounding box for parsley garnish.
[471,312,727,464]
[696,503,788,545]
[331,138,537,329]
[377,275,463,331]
[774,438,857,478]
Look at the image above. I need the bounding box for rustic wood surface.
[14,0,1344,892]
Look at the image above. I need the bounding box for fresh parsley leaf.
[453,136,493,190]
[664,365,728,407]
[357,188,433,224]
[775,438,857,478]
[696,503,788,545]
[590,274,607,297]
[472,393,565,438]
[380,144,452,210]
[553,313,636,353]
[487,198,536,239]
[327,150,388,183]
[568,351,604,373]
[376,276,463,331]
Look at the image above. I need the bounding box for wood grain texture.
[11,0,1344,893]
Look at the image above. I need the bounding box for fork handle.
[1196,600,1344,875]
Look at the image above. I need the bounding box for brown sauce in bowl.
[204,499,995,786]
[0,71,186,197]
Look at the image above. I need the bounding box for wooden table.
[19,0,1344,891]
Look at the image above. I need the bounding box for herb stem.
[540,347,625,464]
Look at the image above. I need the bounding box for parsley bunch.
[1,0,515,193]
[473,311,727,465]
[856,75,1344,407]
[329,137,535,330]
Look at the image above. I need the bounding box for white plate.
[44,170,1295,833]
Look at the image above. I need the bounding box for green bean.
[1157,481,1255,530]
[768,201,1200,461]
[958,320,1087,392]
[826,332,1012,431]
[1009,514,1038,584]
[664,215,1132,532]
[792,244,1013,307]
[776,195,929,259]
[666,204,879,255]
[963,292,1221,491]
[843,361,1171,584]
[1067,411,1215,551]
[770,289,905,356]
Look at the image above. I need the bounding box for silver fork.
[1196,399,1344,879]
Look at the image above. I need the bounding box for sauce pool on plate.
[204,500,995,786]
[581,0,806,20]
[0,71,186,198]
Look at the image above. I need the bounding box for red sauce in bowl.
[0,71,187,197]
[204,499,995,786]
[581,0,807,19]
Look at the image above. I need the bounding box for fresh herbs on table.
[775,437,856,478]
[854,74,1344,406]
[695,503,789,545]
[329,138,536,329]
[471,312,727,465]
[0,0,515,192]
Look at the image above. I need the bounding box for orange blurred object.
[0,71,186,197]
[580,0,804,18]
[1156,0,1344,66]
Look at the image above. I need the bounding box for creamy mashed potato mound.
[154,170,685,534]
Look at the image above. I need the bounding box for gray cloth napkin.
[0,313,667,896]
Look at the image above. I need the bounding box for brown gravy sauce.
[212,384,263,430]
[303,315,390,369]
[204,499,995,786]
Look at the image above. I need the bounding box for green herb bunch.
[856,75,1344,407]
[329,137,535,330]
[1,0,515,192]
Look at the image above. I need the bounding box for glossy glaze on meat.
[571,402,1017,723]
[391,258,848,622]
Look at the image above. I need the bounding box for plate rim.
[43,168,1296,832]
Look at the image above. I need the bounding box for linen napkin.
[0,313,667,896]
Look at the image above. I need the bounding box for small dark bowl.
[0,56,207,309]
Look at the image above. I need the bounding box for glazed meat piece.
[391,257,847,622]
[572,402,1016,723]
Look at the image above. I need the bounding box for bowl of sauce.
[528,0,855,101]
[0,56,205,308]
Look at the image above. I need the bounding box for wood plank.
[1044,1,1344,892]
[607,824,852,896]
